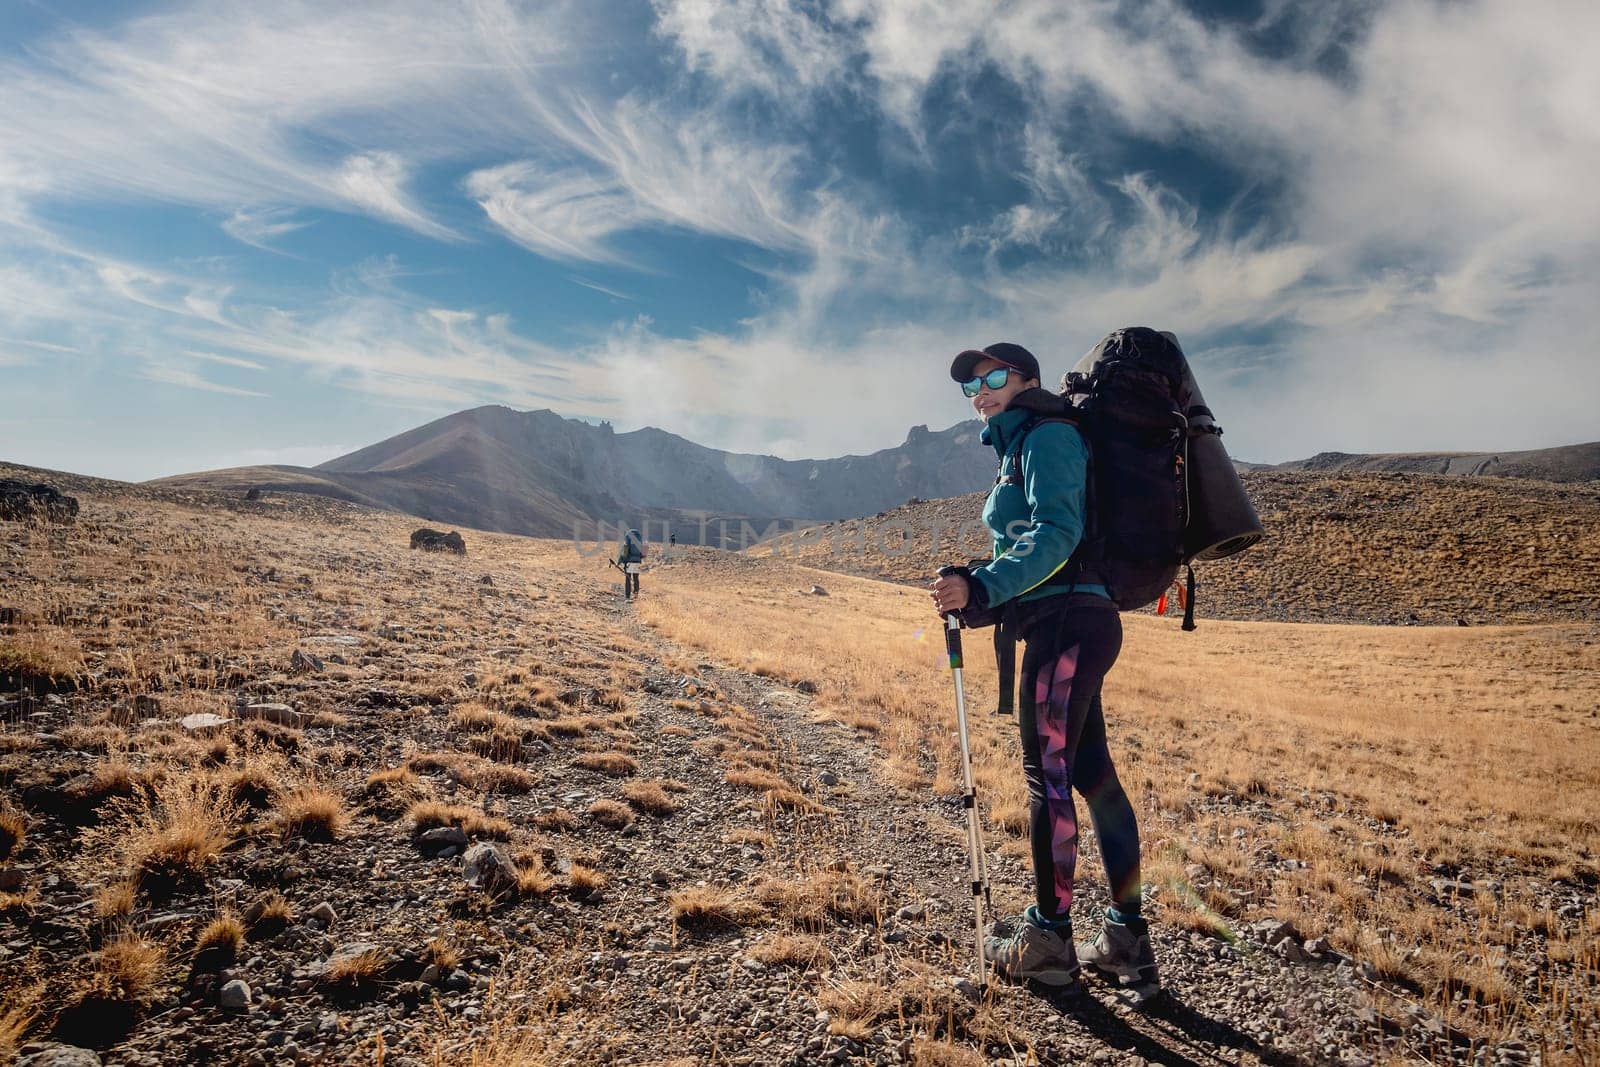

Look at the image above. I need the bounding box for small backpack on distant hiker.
[947,326,1263,710]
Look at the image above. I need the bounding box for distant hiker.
[617,529,645,600]
[930,342,1159,997]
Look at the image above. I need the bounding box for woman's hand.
[929,573,971,615]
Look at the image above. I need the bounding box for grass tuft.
[276,785,348,842]
[586,799,634,830]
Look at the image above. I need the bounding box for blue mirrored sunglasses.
[960,367,1013,397]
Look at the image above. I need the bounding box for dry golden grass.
[621,780,681,816]
[408,801,513,840]
[468,763,536,794]
[245,890,293,939]
[566,863,607,896]
[321,947,388,988]
[747,933,830,969]
[668,886,765,929]
[573,751,639,777]
[753,869,881,930]
[94,879,137,921]
[467,729,530,763]
[814,962,970,1044]
[724,767,789,792]
[91,932,166,1004]
[0,989,35,1064]
[0,632,85,685]
[534,807,578,833]
[587,798,634,830]
[0,804,24,862]
[451,702,517,734]
[640,553,1600,1051]
[84,774,241,899]
[424,937,462,973]
[909,1038,986,1067]
[276,784,348,842]
[544,715,607,738]
[362,766,428,814]
[0,888,37,916]
[512,852,557,897]
[192,914,244,971]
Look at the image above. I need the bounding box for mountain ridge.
[130,405,1598,541]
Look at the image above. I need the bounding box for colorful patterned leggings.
[1016,602,1142,921]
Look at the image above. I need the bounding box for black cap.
[950,342,1041,384]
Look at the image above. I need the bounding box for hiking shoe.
[1078,912,1160,992]
[984,909,1079,986]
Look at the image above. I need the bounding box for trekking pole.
[944,610,991,995]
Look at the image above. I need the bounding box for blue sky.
[1,0,1596,481]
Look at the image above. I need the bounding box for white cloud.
[651,0,854,99]
[335,152,457,240]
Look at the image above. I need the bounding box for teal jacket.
[969,407,1109,608]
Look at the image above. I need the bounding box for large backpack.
[956,327,1263,713]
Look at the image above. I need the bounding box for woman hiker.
[929,342,1159,997]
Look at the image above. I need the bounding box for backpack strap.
[993,610,1018,716]
[998,412,1105,596]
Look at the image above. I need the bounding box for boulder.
[410,528,466,555]
[462,841,518,896]
[0,481,79,524]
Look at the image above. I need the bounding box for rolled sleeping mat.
[1159,333,1265,562]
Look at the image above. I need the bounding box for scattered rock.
[240,703,307,727]
[416,827,469,855]
[219,979,252,1011]
[1274,936,1311,964]
[808,585,828,596]
[180,713,233,734]
[289,650,325,675]
[410,528,466,555]
[16,1044,102,1067]
[309,902,338,926]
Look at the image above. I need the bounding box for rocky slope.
[753,470,1600,626]
[1277,441,1600,483]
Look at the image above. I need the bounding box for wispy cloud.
[221,207,308,252]
[185,350,267,371]
[140,362,270,397]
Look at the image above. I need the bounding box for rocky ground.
[0,474,1588,1066]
